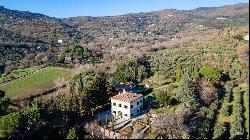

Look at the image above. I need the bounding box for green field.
[0,66,41,83]
[0,67,74,100]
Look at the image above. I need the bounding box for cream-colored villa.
[111,91,143,119]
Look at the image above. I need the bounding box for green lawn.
[0,67,74,100]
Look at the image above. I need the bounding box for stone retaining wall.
[84,123,128,139]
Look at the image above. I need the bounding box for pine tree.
[175,72,198,108]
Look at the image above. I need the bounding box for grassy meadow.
[0,66,41,83]
[0,67,74,100]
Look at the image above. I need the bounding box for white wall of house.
[111,96,143,119]
[130,97,143,118]
[111,99,131,119]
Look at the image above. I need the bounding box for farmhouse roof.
[111,92,143,103]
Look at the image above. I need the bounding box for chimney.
[123,89,126,93]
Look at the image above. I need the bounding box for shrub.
[224,92,231,103]
[230,119,244,139]
[66,127,78,139]
[212,122,227,139]
[221,104,230,117]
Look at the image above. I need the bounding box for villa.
[111,90,143,119]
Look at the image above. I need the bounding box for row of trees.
[230,87,245,139]
[192,99,219,139]
[147,29,247,82]
[211,82,234,139]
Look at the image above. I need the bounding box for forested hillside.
[0,2,249,139]
[0,3,249,74]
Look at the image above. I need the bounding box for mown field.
[0,66,41,83]
[0,67,74,100]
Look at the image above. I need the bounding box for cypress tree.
[111,116,115,131]
[105,112,108,128]
[193,64,199,79]
[98,111,101,125]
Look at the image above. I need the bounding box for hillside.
[0,3,249,74]
[0,2,249,139]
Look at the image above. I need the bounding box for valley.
[0,2,249,139]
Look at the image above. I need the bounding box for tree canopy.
[200,66,222,81]
[175,73,199,109]
[113,59,149,84]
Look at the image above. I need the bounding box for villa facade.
[111,91,143,119]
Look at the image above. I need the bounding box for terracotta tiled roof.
[111,92,143,103]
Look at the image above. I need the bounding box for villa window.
[124,105,128,109]
[140,100,142,103]
[113,102,116,106]
[131,105,133,109]
[119,104,121,107]
[131,113,133,117]
[137,102,139,105]
[124,114,128,117]
[137,109,140,113]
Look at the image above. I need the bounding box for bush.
[221,104,230,117]
[230,119,244,139]
[224,92,231,103]
[66,127,78,139]
[212,122,227,139]
[225,81,234,90]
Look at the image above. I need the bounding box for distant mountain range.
[0,3,249,73]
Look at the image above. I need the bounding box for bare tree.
[130,124,145,139]
[152,113,190,139]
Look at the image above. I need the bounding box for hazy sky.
[0,0,248,18]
